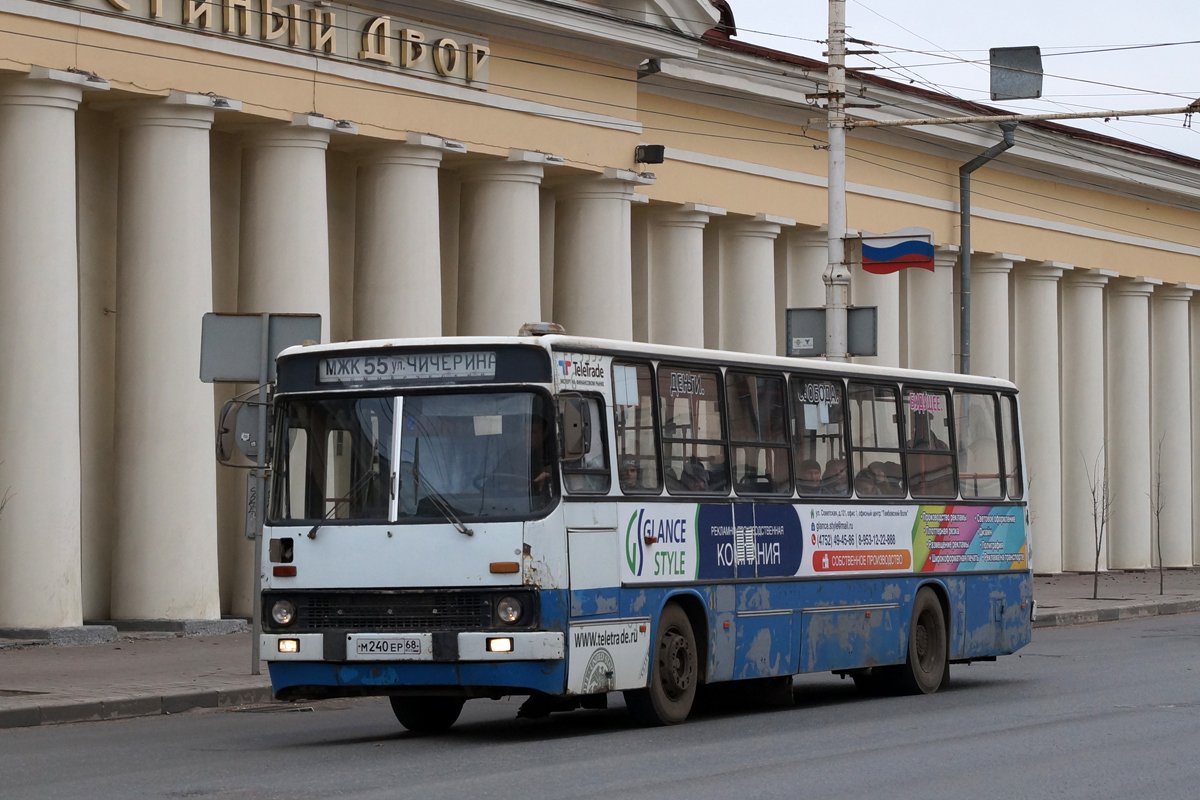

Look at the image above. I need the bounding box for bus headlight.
[496,596,523,624]
[271,599,296,626]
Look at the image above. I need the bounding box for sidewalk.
[1032,568,1200,628]
[3,570,1199,730]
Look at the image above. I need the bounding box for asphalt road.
[3,614,1199,800]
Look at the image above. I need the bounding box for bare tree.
[1082,445,1113,601]
[1151,434,1166,597]
[0,462,9,524]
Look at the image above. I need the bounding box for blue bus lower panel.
[269,659,566,699]
[583,571,1033,681]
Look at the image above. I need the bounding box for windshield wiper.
[307,469,378,540]
[411,437,473,536]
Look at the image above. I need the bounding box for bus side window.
[792,376,849,497]
[659,366,728,495]
[612,362,661,494]
[847,382,905,498]
[725,372,792,495]
[903,387,955,498]
[954,391,1003,499]
[1001,394,1023,500]
[560,396,611,494]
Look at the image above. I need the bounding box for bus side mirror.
[560,398,591,461]
[216,399,237,463]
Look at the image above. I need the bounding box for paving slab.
[1033,569,1200,628]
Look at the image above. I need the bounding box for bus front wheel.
[896,587,948,695]
[390,696,464,733]
[624,603,698,726]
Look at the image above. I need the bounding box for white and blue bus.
[258,328,1032,730]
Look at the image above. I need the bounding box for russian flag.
[860,228,935,275]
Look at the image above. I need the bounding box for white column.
[648,203,724,348]
[971,252,1022,380]
[1151,283,1196,567]
[539,188,556,324]
[1015,261,1070,573]
[1061,269,1115,572]
[553,171,644,340]
[439,169,461,336]
[354,141,443,339]
[1107,276,1158,570]
[0,69,96,628]
[111,93,226,620]
[239,115,334,335]
[784,225,827,309]
[457,157,544,336]
[851,261,900,367]
[905,244,957,372]
[719,215,791,355]
[1192,298,1200,565]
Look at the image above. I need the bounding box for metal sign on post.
[200,312,321,676]
[787,307,877,358]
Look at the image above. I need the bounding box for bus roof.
[279,334,1017,392]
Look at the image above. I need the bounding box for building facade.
[2,0,1200,628]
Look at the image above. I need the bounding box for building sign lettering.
[54,0,491,87]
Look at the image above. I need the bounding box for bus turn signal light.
[278,639,299,654]
[487,637,513,653]
[489,562,519,574]
[273,566,297,577]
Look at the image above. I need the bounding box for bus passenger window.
[792,377,849,496]
[903,388,955,498]
[1001,394,1023,500]
[559,397,611,494]
[726,372,791,495]
[847,382,905,498]
[659,367,728,495]
[612,363,661,493]
[954,392,1002,499]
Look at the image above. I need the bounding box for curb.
[1033,598,1200,629]
[0,685,276,730]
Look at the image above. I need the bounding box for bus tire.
[624,603,698,726]
[389,696,464,733]
[896,587,948,695]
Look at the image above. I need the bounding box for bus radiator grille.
[294,592,492,632]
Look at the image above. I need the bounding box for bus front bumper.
[262,631,567,700]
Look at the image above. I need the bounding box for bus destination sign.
[319,351,497,384]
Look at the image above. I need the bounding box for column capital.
[460,159,544,185]
[554,175,640,202]
[0,66,108,109]
[1154,282,1197,302]
[787,224,829,248]
[358,142,443,169]
[973,252,1024,274]
[933,243,959,269]
[1064,267,1117,289]
[1109,275,1161,297]
[1022,260,1073,282]
[651,206,712,230]
[114,91,238,130]
[242,120,332,150]
[722,216,783,239]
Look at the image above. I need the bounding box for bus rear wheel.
[625,603,698,726]
[389,696,464,733]
[895,587,948,695]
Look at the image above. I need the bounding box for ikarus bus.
[258,326,1033,730]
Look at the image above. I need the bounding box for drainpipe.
[959,121,1018,375]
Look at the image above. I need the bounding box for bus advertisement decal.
[566,619,650,694]
[805,505,917,575]
[913,506,1027,572]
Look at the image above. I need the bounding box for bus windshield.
[272,396,395,522]
[398,392,555,522]
[271,391,555,524]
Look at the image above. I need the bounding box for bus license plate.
[346,634,432,661]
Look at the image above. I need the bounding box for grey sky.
[729,0,1200,161]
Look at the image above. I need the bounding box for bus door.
[732,501,795,679]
